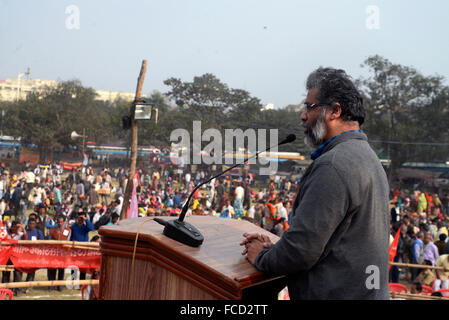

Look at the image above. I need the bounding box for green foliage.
[4,80,111,161]
[359,55,449,179]
[162,73,307,154]
[1,58,446,172]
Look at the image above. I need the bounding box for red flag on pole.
[389,228,401,270]
[135,170,142,187]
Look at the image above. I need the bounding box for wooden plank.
[390,291,449,300]
[389,261,445,270]
[0,279,99,289]
[0,240,99,247]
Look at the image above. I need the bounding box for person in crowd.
[434,254,449,291]
[422,233,439,266]
[416,260,436,288]
[412,232,425,281]
[47,215,71,291]
[70,211,94,283]
[2,221,27,296]
[220,199,234,219]
[24,218,44,292]
[76,177,86,201]
[109,213,120,225]
[233,181,245,219]
[71,211,94,242]
[94,208,112,230]
[390,223,404,283]
[435,234,448,255]
[270,217,287,237]
[410,282,422,295]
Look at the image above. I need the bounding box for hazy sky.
[1,0,448,108]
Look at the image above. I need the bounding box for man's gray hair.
[306,67,365,125]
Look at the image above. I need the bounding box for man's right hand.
[240,232,273,255]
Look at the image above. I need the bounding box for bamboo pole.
[390,291,449,300]
[0,279,99,289]
[0,240,99,247]
[62,245,100,251]
[120,59,148,220]
[389,261,445,270]
[0,266,15,271]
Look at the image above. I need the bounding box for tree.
[164,74,230,114]
[359,55,449,181]
[5,80,111,161]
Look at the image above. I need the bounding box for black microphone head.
[279,134,296,145]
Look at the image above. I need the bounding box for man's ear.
[329,102,342,120]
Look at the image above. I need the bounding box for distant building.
[261,103,275,111]
[0,78,58,101]
[284,104,304,113]
[0,77,137,102]
[94,89,136,102]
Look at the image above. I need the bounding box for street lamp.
[132,100,158,122]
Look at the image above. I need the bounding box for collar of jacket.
[310,130,365,160]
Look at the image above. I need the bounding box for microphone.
[153,134,296,247]
[279,134,296,145]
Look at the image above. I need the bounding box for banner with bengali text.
[1,242,101,273]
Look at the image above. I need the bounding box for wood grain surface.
[99,216,285,300]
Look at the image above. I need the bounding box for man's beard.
[303,109,328,149]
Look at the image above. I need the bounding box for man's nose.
[300,111,307,122]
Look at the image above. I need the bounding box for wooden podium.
[98,216,286,300]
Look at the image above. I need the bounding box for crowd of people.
[2,157,449,299]
[0,160,300,296]
[389,187,449,295]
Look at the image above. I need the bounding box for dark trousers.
[2,270,23,295]
[391,256,400,283]
[411,267,421,281]
[47,268,65,281]
[25,272,35,282]
[47,268,65,290]
[1,259,23,295]
[1,269,22,283]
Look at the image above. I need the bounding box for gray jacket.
[254,132,390,300]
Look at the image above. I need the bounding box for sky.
[1,0,448,108]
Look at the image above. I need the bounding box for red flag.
[0,219,8,240]
[135,170,142,187]
[389,229,401,270]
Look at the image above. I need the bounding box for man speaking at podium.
[241,67,390,300]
